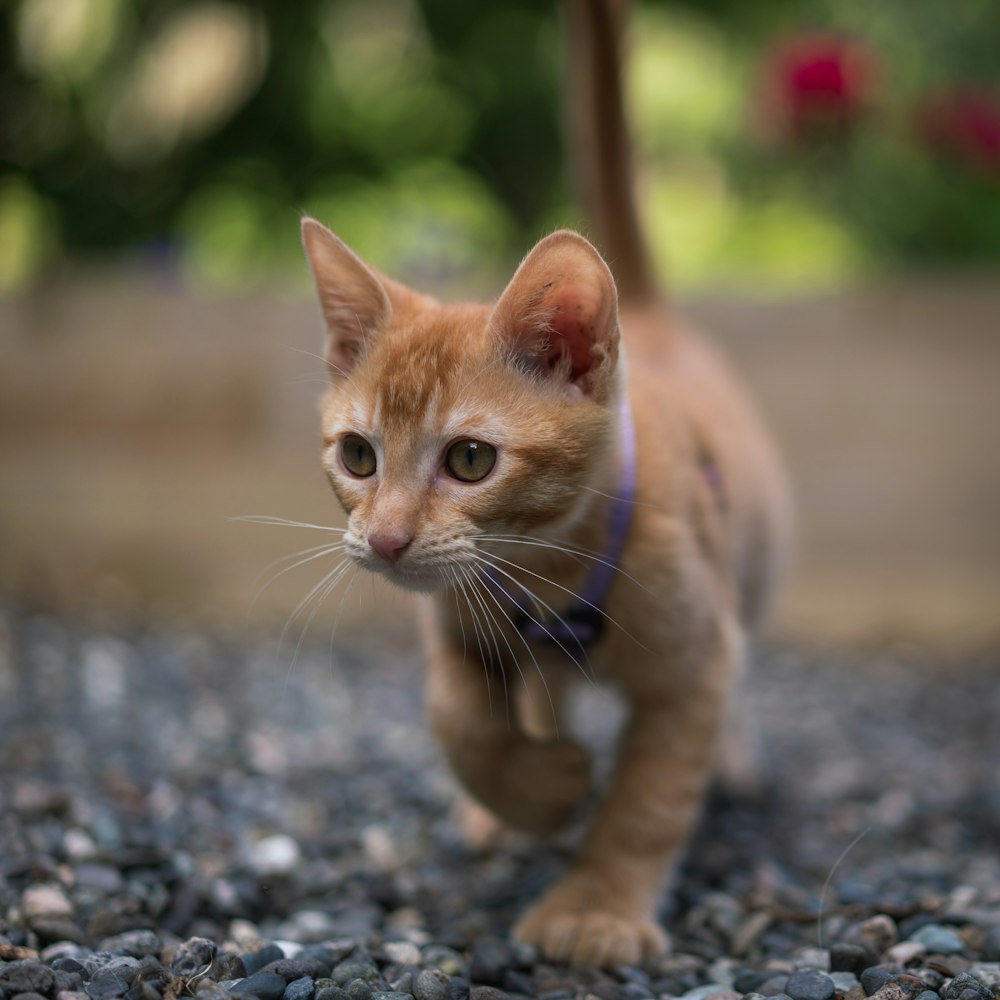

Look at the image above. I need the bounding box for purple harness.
[483,394,637,651]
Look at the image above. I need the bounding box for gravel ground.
[1,607,998,1000]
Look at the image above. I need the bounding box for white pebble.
[23,883,74,920]
[361,824,400,871]
[62,828,98,861]
[248,833,302,876]
[383,941,422,966]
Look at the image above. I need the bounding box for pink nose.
[368,530,412,565]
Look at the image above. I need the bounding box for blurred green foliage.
[2,0,999,297]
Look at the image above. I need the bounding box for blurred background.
[2,0,998,646]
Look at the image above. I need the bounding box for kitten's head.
[301,219,622,592]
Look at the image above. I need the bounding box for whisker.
[471,555,595,685]
[458,565,510,727]
[471,568,560,738]
[284,345,359,391]
[232,514,347,533]
[477,550,650,652]
[327,565,361,662]
[441,567,469,665]
[289,559,355,670]
[276,557,351,668]
[466,571,534,732]
[250,541,347,607]
[452,565,498,721]
[477,532,652,595]
[579,484,666,511]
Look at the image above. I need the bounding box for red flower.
[757,33,876,143]
[917,88,1000,177]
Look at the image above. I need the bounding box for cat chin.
[366,564,448,594]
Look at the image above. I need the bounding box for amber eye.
[445,439,497,483]
[340,434,376,477]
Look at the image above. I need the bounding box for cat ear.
[489,230,619,397]
[301,217,393,376]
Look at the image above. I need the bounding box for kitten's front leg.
[514,631,734,966]
[423,624,591,837]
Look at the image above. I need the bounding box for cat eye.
[445,439,497,483]
[340,434,377,477]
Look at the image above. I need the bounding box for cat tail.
[563,0,658,305]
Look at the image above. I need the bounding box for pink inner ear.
[542,293,597,380]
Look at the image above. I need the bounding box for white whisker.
[276,556,351,669]
[477,532,652,595]
[284,345,359,391]
[579,484,666,510]
[477,550,650,652]
[452,566,499,720]
[471,568,560,738]
[232,514,347,533]
[250,541,347,610]
[471,555,595,685]
[459,565,510,726]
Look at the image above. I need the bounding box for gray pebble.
[760,977,791,998]
[102,960,141,984]
[346,982,373,1000]
[446,981,469,1000]
[422,951,466,981]
[389,974,413,997]
[372,994,416,1000]
[858,916,900,954]
[414,970,450,1000]
[0,962,56,996]
[196,984,235,1000]
[315,991,350,1000]
[232,973,288,1000]
[620,984,655,1000]
[914,993,940,1000]
[333,967,380,989]
[265,963,330,985]
[830,946,876,977]
[942,976,991,1000]
[734,972,772,995]
[830,973,860,991]
[499,972,532,997]
[243,949,288,977]
[54,969,85,994]
[861,971,895,997]
[909,927,964,957]
[678,986,727,1000]
[468,989,510,1000]
[284,979,316,1000]
[84,969,132,1000]
[45,948,90,967]
[786,970,835,1000]
[97,934,161,961]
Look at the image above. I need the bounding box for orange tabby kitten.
[299,0,790,967]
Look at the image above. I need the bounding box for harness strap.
[483,393,637,650]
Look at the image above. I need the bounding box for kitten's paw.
[455,796,510,854]
[514,898,668,967]
[495,738,591,835]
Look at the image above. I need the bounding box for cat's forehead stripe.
[373,333,465,430]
